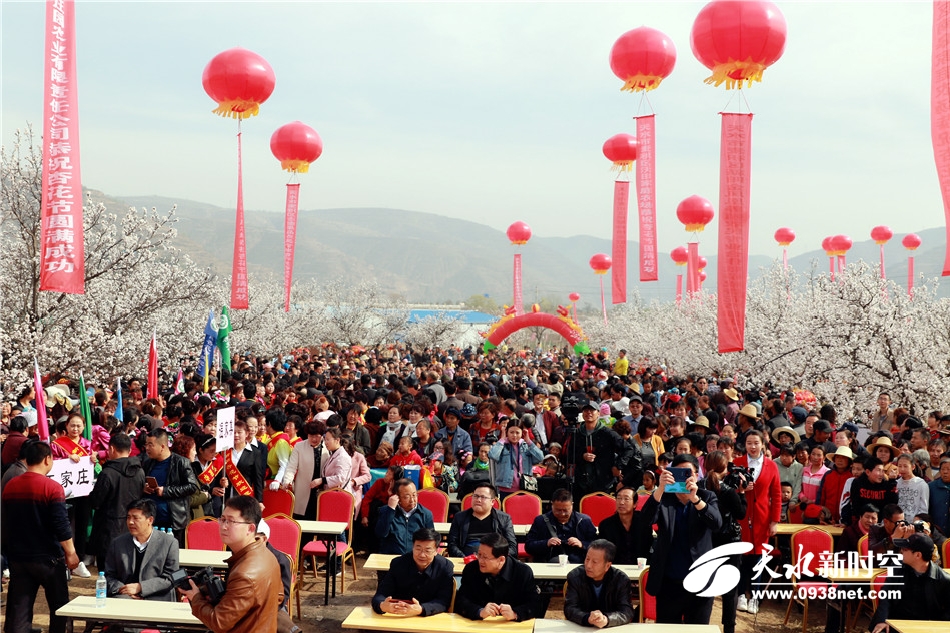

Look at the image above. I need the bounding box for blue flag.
[115,376,124,422]
[196,309,218,378]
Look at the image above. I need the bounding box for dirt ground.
[1,554,871,632]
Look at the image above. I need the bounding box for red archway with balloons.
[481,304,590,355]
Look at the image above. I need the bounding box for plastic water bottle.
[96,572,107,608]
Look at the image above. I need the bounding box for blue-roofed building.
[400,308,499,348]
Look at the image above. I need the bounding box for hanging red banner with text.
[230,128,249,309]
[636,115,658,283]
[717,113,753,353]
[611,179,630,304]
[40,0,85,294]
[513,253,524,315]
[932,0,950,276]
[283,183,300,312]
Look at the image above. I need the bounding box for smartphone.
[146,476,159,489]
[665,467,691,494]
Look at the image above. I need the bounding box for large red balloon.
[690,0,787,89]
[507,221,532,245]
[609,26,677,92]
[671,246,689,265]
[589,253,612,274]
[821,236,834,255]
[902,233,922,250]
[202,48,276,119]
[270,122,323,173]
[774,227,795,246]
[871,225,893,245]
[698,256,709,270]
[568,292,581,302]
[602,134,638,170]
[830,234,853,255]
[676,195,715,232]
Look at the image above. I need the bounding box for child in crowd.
[780,481,794,522]
[638,470,657,496]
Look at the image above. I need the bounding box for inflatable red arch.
[482,306,590,355]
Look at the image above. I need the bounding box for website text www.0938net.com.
[753,586,902,602]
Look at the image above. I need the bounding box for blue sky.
[1,1,943,257]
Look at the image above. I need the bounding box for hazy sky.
[2,1,945,257]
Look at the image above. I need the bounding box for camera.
[171,566,226,604]
[724,464,754,490]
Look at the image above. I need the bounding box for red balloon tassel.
[600,276,608,325]
[908,255,915,298]
[637,115,659,282]
[507,222,531,315]
[611,180,630,304]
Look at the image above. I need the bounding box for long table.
[434,522,529,536]
[179,548,229,570]
[364,554,644,581]
[298,519,349,606]
[886,620,944,633]
[57,595,204,632]
[535,620,718,633]
[342,606,534,633]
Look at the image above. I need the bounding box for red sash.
[265,433,290,479]
[198,454,225,486]
[290,437,303,446]
[225,449,255,497]
[54,436,89,457]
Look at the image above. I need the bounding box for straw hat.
[45,384,73,411]
[771,426,801,445]
[688,416,710,432]
[831,446,855,461]
[723,388,740,402]
[738,404,759,420]
[867,436,900,458]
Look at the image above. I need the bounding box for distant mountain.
[97,191,949,303]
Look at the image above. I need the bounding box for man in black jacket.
[447,483,517,559]
[89,433,145,569]
[372,528,454,617]
[525,487,597,563]
[564,539,634,628]
[870,533,950,631]
[141,428,199,545]
[455,533,541,622]
[564,401,627,498]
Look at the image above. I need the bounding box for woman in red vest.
[51,412,99,578]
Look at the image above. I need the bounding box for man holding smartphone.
[372,528,454,616]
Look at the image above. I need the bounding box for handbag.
[520,473,538,492]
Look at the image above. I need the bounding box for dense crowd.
[2,343,950,632]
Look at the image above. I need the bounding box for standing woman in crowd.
[703,451,747,633]
[186,434,216,519]
[342,435,372,520]
[489,420,544,500]
[50,412,98,577]
[633,417,664,471]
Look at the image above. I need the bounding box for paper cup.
[637,557,647,569]
[558,554,568,566]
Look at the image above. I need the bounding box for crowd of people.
[2,343,950,632]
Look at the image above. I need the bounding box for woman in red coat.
[733,429,781,614]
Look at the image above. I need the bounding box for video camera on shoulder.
[171,566,226,604]
[724,464,754,490]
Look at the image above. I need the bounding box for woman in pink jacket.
[342,435,372,518]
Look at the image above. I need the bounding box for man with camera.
[180,496,282,633]
[869,533,950,630]
[104,498,179,601]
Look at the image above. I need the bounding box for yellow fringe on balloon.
[684,223,708,233]
[593,270,608,275]
[211,100,263,119]
[703,59,768,89]
[620,74,665,92]
[280,160,311,173]
[610,161,635,172]
[510,240,529,245]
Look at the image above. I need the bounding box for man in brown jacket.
[180,495,282,633]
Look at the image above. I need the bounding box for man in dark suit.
[641,453,722,625]
[104,498,180,601]
[455,533,540,622]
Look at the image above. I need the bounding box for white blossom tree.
[402,312,466,349]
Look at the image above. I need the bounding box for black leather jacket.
[564,565,634,627]
[141,453,199,531]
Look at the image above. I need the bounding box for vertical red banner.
[908,256,915,297]
[147,332,158,399]
[283,183,300,312]
[675,274,683,305]
[230,128,249,309]
[611,179,630,304]
[717,113,753,354]
[686,242,700,295]
[932,0,950,276]
[636,115,658,282]
[513,253,523,315]
[39,0,84,294]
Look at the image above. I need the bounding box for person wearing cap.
[722,387,741,425]
[849,457,899,528]
[869,532,950,630]
[564,399,626,498]
[804,419,836,457]
[687,416,710,437]
[818,445,855,524]
[868,436,901,465]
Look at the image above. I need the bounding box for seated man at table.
[525,487,596,563]
[869,533,950,631]
[839,503,879,558]
[447,482,517,559]
[564,539,634,628]
[375,478,434,555]
[455,533,541,622]
[596,487,644,565]
[372,527,454,616]
[104,498,179,601]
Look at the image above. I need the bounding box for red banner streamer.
[908,255,916,297]
[932,1,950,276]
[230,126,249,309]
[40,0,84,294]
[147,332,158,400]
[599,276,608,325]
[611,179,630,304]
[513,253,523,315]
[686,242,700,296]
[717,113,753,353]
[675,274,683,306]
[636,115,658,282]
[283,183,300,312]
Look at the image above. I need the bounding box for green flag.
[79,371,92,441]
[216,306,232,372]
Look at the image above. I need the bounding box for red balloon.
[602,134,638,171]
[507,221,532,245]
[698,256,708,270]
[676,195,715,232]
[589,253,612,274]
[690,0,787,89]
[821,236,834,255]
[202,48,276,119]
[871,225,893,245]
[670,246,689,265]
[568,292,581,302]
[774,227,795,246]
[830,234,853,255]
[699,271,708,282]
[902,233,922,250]
[609,26,677,92]
[270,122,323,173]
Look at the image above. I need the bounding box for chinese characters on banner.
[40,0,84,294]
[636,115,658,283]
[216,406,235,451]
[283,183,300,312]
[47,456,95,498]
[231,130,249,309]
[610,180,630,304]
[513,253,523,314]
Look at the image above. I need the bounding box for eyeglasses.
[219,518,254,527]
[471,494,492,501]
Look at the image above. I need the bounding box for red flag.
[283,183,300,312]
[932,0,950,276]
[33,359,49,442]
[636,115,658,282]
[717,113,754,353]
[40,0,85,294]
[230,128,249,309]
[611,180,630,304]
[147,332,159,399]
